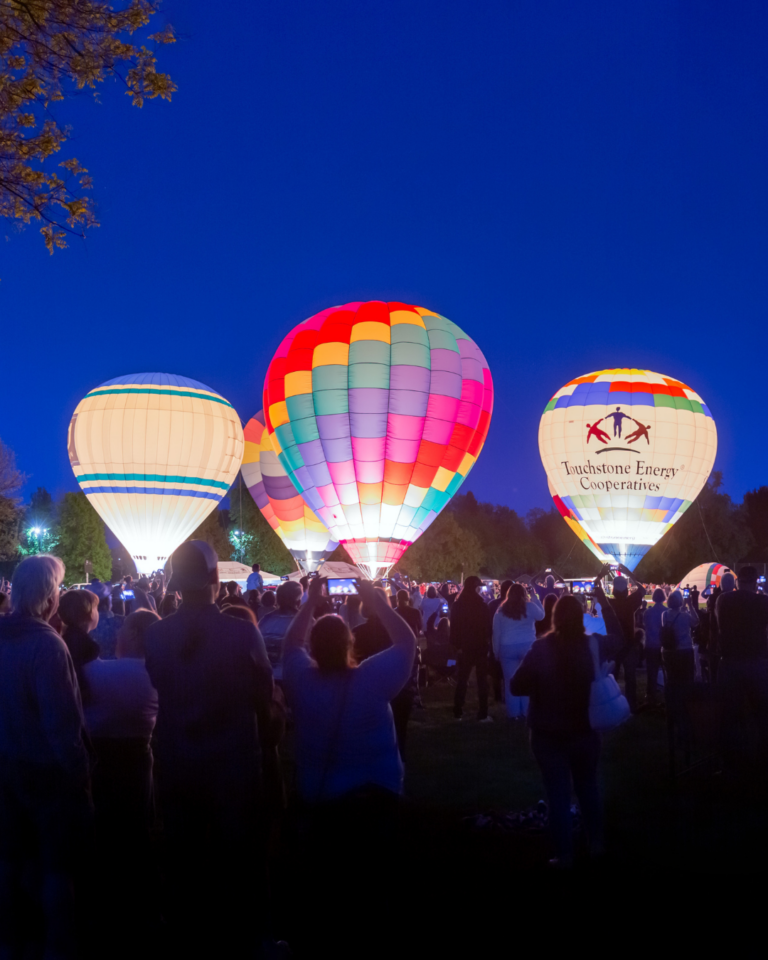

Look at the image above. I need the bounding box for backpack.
[660,611,681,651]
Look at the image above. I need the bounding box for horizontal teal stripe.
[86,387,232,408]
[76,472,230,490]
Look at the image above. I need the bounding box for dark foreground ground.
[278,674,768,953]
[33,674,768,958]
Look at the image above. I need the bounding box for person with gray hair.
[0,555,91,958]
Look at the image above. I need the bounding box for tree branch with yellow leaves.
[0,0,175,251]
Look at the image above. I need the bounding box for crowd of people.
[0,545,767,956]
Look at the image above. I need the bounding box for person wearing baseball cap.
[144,540,273,952]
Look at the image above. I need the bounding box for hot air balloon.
[242,411,338,571]
[68,373,244,574]
[262,301,493,578]
[677,562,733,594]
[539,368,717,571]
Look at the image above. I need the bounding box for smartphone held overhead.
[326,578,358,596]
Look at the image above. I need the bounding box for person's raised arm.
[527,587,544,619]
[684,596,699,626]
[619,564,648,602]
[592,583,620,636]
[283,576,326,657]
[593,582,633,663]
[357,581,416,658]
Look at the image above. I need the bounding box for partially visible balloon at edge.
[677,562,733,593]
[262,301,493,578]
[242,411,338,572]
[68,373,244,575]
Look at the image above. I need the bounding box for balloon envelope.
[68,373,243,574]
[242,411,338,571]
[677,562,733,594]
[262,301,493,578]
[539,368,717,571]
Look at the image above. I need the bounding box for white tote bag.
[588,635,631,732]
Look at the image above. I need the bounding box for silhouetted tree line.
[2,426,767,586]
[396,475,768,585]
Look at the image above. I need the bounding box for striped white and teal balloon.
[68,373,244,574]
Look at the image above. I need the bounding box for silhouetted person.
[144,541,273,953]
[605,569,647,712]
[707,571,736,680]
[0,556,91,959]
[716,565,768,764]
[90,581,124,660]
[452,576,493,722]
[643,589,667,705]
[258,580,302,679]
[661,590,698,685]
[510,576,625,867]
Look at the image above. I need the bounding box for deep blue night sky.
[2,0,767,512]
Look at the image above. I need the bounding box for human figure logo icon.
[585,407,651,446]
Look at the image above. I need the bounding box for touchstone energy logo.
[560,406,684,493]
[586,406,650,447]
[538,369,717,570]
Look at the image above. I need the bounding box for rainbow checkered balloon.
[262,302,493,577]
[242,411,338,571]
[539,368,717,571]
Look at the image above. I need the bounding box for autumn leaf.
[0,0,176,249]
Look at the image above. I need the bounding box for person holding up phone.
[281,577,416,803]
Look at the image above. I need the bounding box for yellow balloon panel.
[68,374,243,574]
[539,369,717,570]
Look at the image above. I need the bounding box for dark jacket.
[449,594,492,652]
[716,590,768,660]
[606,586,647,646]
[144,602,273,774]
[510,600,625,737]
[0,615,90,784]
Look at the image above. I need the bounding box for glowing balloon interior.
[539,368,717,571]
[262,301,493,578]
[677,562,733,594]
[68,373,244,574]
[242,411,338,572]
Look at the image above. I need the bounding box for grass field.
[402,673,768,875]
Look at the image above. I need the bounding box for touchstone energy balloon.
[262,301,493,578]
[242,410,338,572]
[68,373,244,575]
[539,368,717,571]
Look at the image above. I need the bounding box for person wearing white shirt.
[420,586,444,633]
[492,583,544,718]
[245,564,264,592]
